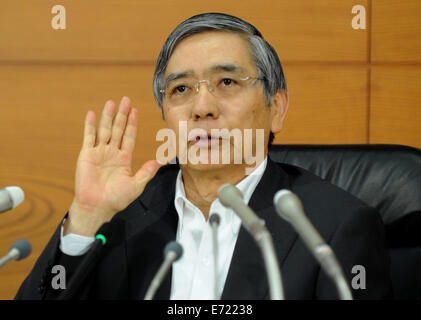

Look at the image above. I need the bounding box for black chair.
[269,144,421,299]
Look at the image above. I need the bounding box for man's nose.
[191,81,220,121]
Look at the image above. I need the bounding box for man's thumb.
[134,160,163,190]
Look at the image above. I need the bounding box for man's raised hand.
[64,96,162,236]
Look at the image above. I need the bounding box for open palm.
[67,97,162,236]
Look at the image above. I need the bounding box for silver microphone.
[209,213,220,300]
[0,239,32,268]
[218,184,284,300]
[274,189,353,300]
[0,186,25,214]
[144,241,183,300]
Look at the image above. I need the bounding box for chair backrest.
[269,144,421,299]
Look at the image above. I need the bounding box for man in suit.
[15,12,392,299]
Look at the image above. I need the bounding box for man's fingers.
[110,96,131,148]
[96,100,116,146]
[82,110,97,149]
[121,107,138,153]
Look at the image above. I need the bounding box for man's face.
[162,31,283,172]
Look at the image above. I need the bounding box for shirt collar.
[174,157,268,234]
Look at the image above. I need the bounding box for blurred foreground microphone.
[0,239,32,268]
[144,241,183,300]
[0,186,25,213]
[218,184,284,300]
[209,213,221,300]
[58,222,111,299]
[274,189,353,300]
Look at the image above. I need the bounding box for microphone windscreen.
[209,213,220,226]
[164,241,183,260]
[274,189,325,249]
[274,189,304,223]
[10,239,32,260]
[5,186,25,208]
[218,184,243,207]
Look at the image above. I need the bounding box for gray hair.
[152,12,287,119]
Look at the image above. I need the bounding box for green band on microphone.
[95,234,107,246]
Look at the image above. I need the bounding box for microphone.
[218,184,284,300]
[0,239,32,268]
[144,241,183,300]
[209,213,220,300]
[57,222,110,299]
[274,189,353,300]
[0,186,25,213]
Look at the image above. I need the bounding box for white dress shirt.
[60,157,268,299]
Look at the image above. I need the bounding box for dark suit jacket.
[15,157,393,299]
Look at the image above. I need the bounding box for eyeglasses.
[160,72,263,106]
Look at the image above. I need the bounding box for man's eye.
[172,85,188,94]
[220,78,235,86]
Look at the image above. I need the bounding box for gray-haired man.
[16,13,392,300]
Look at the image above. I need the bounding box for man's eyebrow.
[210,64,245,73]
[165,71,194,84]
[165,64,245,84]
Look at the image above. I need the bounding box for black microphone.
[57,222,110,299]
[218,184,284,300]
[0,186,24,214]
[209,213,220,300]
[0,239,32,268]
[274,189,353,300]
[144,241,183,300]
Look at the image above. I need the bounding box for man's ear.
[270,90,289,134]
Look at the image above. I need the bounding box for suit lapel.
[221,157,298,299]
[142,201,178,300]
[124,165,179,300]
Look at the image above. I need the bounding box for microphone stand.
[247,217,284,300]
[218,184,284,300]
[274,189,353,300]
[209,213,220,300]
[57,223,110,300]
[313,244,353,300]
[144,241,183,300]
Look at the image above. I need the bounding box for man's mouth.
[190,135,223,146]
